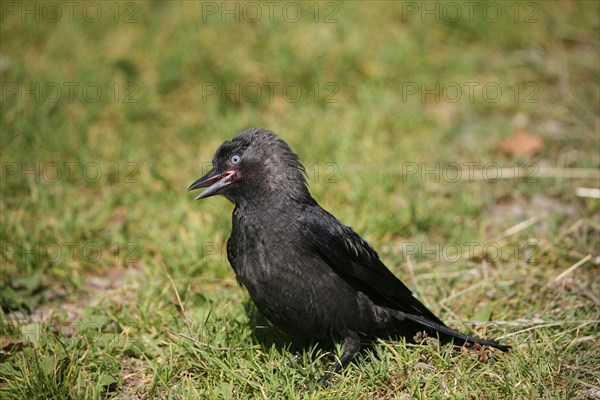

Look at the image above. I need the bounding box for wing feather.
[299,206,446,326]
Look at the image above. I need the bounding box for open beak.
[188,168,238,200]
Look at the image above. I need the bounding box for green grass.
[1,1,599,398]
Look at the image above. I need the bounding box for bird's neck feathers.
[233,157,314,208]
[267,155,313,203]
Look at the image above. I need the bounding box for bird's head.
[188,128,311,205]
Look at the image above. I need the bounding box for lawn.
[1,1,599,399]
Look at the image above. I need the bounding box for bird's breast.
[227,208,380,338]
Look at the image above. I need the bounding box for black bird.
[189,128,509,384]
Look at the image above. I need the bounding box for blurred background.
[1,1,599,398]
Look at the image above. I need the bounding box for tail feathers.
[402,313,510,352]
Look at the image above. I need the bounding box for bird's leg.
[318,332,361,386]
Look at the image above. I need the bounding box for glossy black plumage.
[189,128,509,384]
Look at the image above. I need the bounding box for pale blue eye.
[230,154,241,165]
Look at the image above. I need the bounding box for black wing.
[298,205,446,326]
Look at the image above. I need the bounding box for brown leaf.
[498,129,544,156]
